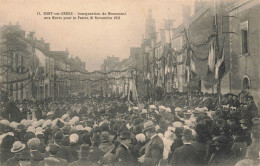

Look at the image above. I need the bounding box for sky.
[0,0,195,71]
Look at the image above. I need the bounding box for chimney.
[40,37,44,43]
[45,43,50,51]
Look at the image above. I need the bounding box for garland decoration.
[55,67,135,75]
[0,79,32,91]
[56,75,132,82]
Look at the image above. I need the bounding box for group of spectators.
[0,91,259,166]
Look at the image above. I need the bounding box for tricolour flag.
[208,41,215,72]
[215,47,225,79]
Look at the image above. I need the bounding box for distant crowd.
[0,91,259,166]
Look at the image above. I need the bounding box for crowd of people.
[0,91,259,166]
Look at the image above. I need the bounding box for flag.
[208,41,216,72]
[190,51,196,73]
[215,47,225,79]
[185,49,196,73]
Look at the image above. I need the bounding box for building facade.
[0,23,88,101]
[227,0,260,107]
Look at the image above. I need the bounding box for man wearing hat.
[246,125,260,161]
[39,143,68,166]
[138,121,164,166]
[99,131,115,153]
[54,131,75,163]
[208,135,232,166]
[69,144,98,166]
[170,128,201,166]
[114,131,135,166]
[88,134,106,163]
[3,141,26,166]
[27,138,44,166]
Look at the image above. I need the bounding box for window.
[242,29,248,54]
[243,76,250,89]
[241,21,248,54]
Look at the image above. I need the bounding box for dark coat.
[246,140,260,160]
[99,141,115,153]
[56,145,75,163]
[39,156,68,166]
[142,135,164,166]
[191,141,208,166]
[69,143,80,162]
[168,137,183,162]
[133,142,146,158]
[3,155,20,166]
[69,158,99,166]
[5,101,20,122]
[208,149,232,166]
[0,149,14,165]
[170,144,201,166]
[114,143,135,166]
[88,145,106,163]
[29,150,44,166]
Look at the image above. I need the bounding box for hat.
[202,107,208,111]
[38,119,45,126]
[143,121,155,132]
[75,125,84,131]
[119,131,131,140]
[101,132,110,142]
[0,119,10,126]
[35,131,44,137]
[155,125,160,131]
[133,107,139,110]
[35,127,43,132]
[27,138,40,150]
[149,105,156,109]
[136,133,146,142]
[69,119,75,126]
[17,124,26,131]
[56,119,65,128]
[212,136,229,146]
[47,112,53,116]
[70,133,79,143]
[32,121,40,128]
[175,107,182,112]
[26,126,35,133]
[78,144,90,154]
[61,114,70,122]
[9,122,19,129]
[184,112,192,119]
[159,105,166,110]
[172,121,183,128]
[154,110,159,114]
[239,119,249,124]
[11,141,26,153]
[71,116,80,123]
[166,107,171,113]
[46,143,60,154]
[54,131,63,141]
[158,133,164,139]
[252,118,260,125]
[93,125,102,133]
[141,109,148,114]
[42,120,52,129]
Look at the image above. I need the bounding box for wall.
[229,1,260,108]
